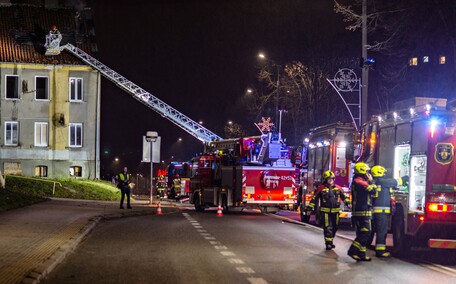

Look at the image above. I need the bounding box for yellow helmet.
[323,170,335,180]
[354,162,370,175]
[371,165,386,177]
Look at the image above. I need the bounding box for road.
[44,206,456,284]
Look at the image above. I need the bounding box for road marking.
[247,277,269,284]
[237,267,255,273]
[220,251,236,256]
[214,246,228,250]
[183,213,269,284]
[227,258,245,264]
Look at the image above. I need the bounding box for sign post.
[145,131,158,205]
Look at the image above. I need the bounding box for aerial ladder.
[45,35,222,143]
[45,36,284,164]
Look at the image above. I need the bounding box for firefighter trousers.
[372,213,389,253]
[348,216,371,258]
[319,211,339,245]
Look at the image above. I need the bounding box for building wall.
[0,62,100,179]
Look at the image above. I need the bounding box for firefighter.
[347,162,377,261]
[306,170,350,250]
[369,165,398,258]
[172,174,181,199]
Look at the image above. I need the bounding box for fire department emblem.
[260,170,280,189]
[435,143,454,165]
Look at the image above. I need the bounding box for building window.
[69,123,83,147]
[423,56,429,63]
[439,56,446,64]
[34,122,48,147]
[5,75,19,99]
[5,121,19,146]
[70,77,83,102]
[409,57,418,66]
[35,76,49,100]
[35,166,48,177]
[69,166,82,177]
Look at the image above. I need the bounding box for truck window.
[394,144,411,193]
[411,120,429,153]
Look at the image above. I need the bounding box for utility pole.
[361,0,368,124]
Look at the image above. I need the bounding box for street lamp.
[258,52,280,133]
[146,131,158,205]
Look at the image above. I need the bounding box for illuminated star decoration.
[254,117,274,134]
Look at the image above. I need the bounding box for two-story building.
[0,2,100,178]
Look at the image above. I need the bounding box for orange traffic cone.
[156,201,163,215]
[216,204,223,217]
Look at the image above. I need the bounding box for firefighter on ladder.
[347,162,377,261]
[306,170,350,250]
[369,165,398,258]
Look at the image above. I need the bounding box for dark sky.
[87,0,354,177]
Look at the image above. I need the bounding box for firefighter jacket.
[351,174,377,217]
[372,177,397,214]
[307,183,350,213]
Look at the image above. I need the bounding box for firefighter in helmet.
[369,165,398,258]
[171,174,181,199]
[306,170,350,250]
[347,162,377,261]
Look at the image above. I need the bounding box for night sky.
[87,0,354,178]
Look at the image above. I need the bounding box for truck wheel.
[194,195,205,212]
[391,208,409,256]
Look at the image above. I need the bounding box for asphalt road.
[44,207,456,284]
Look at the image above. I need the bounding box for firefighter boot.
[326,243,333,250]
[376,251,391,258]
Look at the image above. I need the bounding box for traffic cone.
[156,201,163,215]
[216,204,223,217]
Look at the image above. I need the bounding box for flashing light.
[425,104,431,116]
[370,132,376,145]
[304,138,310,143]
[410,108,415,116]
[339,141,347,148]
[316,142,323,147]
[430,119,438,138]
[323,140,330,146]
[378,116,382,122]
[393,112,398,119]
[427,203,449,212]
[419,216,425,221]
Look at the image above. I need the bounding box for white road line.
[227,258,245,264]
[220,251,236,257]
[209,241,221,245]
[247,277,269,284]
[236,267,255,273]
[214,246,228,250]
[204,236,216,240]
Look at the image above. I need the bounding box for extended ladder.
[55,43,222,142]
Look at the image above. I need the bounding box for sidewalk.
[0,198,171,284]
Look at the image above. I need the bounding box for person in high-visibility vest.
[306,170,350,250]
[117,166,132,209]
[370,165,398,258]
[347,162,377,261]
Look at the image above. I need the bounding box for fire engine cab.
[299,122,354,223]
[358,97,456,253]
[189,134,297,213]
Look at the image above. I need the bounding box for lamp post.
[258,52,280,132]
[146,131,158,205]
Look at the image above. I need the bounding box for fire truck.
[357,97,456,253]
[46,39,296,212]
[189,134,297,213]
[298,122,354,223]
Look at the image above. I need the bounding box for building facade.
[0,4,100,178]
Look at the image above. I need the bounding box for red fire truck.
[357,97,456,253]
[298,122,355,223]
[189,134,297,213]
